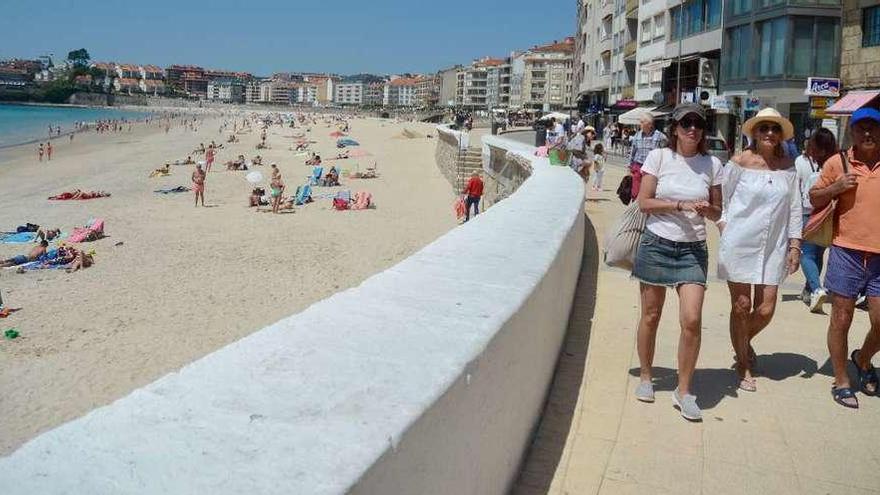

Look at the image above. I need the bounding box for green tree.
[67,48,91,68]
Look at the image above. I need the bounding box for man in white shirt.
[574,116,586,135]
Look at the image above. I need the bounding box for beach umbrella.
[329,131,345,138]
[245,171,264,184]
[348,149,370,158]
[337,138,360,147]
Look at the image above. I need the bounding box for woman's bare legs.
[676,283,706,396]
[637,283,666,383]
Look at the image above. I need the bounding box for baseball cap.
[851,107,880,127]
[671,103,706,122]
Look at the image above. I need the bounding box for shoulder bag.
[803,150,849,247]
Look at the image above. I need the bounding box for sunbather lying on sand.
[48,190,111,200]
[226,155,248,171]
[183,156,196,165]
[36,228,61,242]
[322,167,340,187]
[1,241,47,267]
[305,154,322,166]
[335,150,350,159]
[252,155,263,166]
[149,164,171,177]
[194,143,206,155]
[66,248,94,273]
[227,134,239,143]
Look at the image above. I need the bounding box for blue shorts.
[825,245,880,299]
[632,229,708,287]
[7,255,28,266]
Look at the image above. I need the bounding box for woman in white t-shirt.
[631,103,723,421]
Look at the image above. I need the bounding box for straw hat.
[742,108,794,140]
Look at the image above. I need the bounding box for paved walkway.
[512,158,880,495]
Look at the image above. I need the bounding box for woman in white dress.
[717,108,803,392]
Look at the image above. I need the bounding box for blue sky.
[2,0,573,76]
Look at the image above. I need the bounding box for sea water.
[0,103,150,148]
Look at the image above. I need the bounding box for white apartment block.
[206,79,244,103]
[573,0,614,111]
[635,0,669,104]
[334,82,364,104]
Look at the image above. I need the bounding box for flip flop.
[851,349,879,396]
[831,386,859,409]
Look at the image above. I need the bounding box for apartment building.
[573,0,614,118]
[720,0,842,142]
[437,66,462,107]
[334,82,364,105]
[384,77,419,107]
[456,61,490,110]
[258,80,293,105]
[511,38,575,111]
[207,79,245,103]
[363,81,386,106]
[414,75,440,107]
[841,0,880,93]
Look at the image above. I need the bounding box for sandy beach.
[0,110,456,455]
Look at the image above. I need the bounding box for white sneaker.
[672,389,702,421]
[809,289,828,313]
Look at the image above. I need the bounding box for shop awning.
[617,105,671,125]
[826,91,880,115]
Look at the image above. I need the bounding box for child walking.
[592,143,606,192]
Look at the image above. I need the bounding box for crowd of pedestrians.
[622,102,880,419]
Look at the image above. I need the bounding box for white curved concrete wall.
[0,136,585,495]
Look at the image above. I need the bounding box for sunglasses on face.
[678,117,706,130]
[757,123,783,134]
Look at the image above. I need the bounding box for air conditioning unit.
[696,87,717,103]
[698,58,718,88]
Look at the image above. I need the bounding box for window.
[639,69,649,86]
[706,0,721,29]
[757,17,786,77]
[671,6,682,40]
[816,18,840,76]
[790,18,813,77]
[687,0,702,36]
[653,14,665,38]
[651,69,663,84]
[731,0,751,16]
[641,20,652,43]
[865,6,880,47]
[726,25,751,80]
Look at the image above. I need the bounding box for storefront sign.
[680,92,695,103]
[710,95,730,111]
[613,99,638,109]
[805,77,841,97]
[810,96,836,119]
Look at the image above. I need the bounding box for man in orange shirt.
[462,171,484,222]
[810,107,880,409]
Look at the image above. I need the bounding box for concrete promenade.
[512,156,880,495]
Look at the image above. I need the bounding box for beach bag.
[804,151,849,247]
[333,198,350,210]
[548,148,569,166]
[603,201,646,270]
[616,176,633,205]
[454,196,466,219]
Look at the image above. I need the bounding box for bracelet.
[676,201,682,211]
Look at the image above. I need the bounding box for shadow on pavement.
[627,352,818,409]
[510,213,599,495]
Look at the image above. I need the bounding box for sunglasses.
[757,123,783,134]
[678,117,706,130]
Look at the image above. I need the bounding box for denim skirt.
[632,229,708,287]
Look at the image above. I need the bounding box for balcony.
[625,0,638,18]
[624,40,637,59]
[621,85,634,100]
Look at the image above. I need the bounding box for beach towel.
[294,184,312,206]
[0,232,37,244]
[352,191,372,210]
[48,191,111,201]
[310,167,324,186]
[154,186,190,194]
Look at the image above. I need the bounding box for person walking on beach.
[631,103,722,421]
[717,108,802,393]
[270,167,285,214]
[795,128,838,312]
[205,144,215,173]
[462,171,484,222]
[192,164,206,207]
[809,108,880,409]
[592,142,606,192]
[38,143,44,162]
[46,142,53,161]
[629,113,668,201]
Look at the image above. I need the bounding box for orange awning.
[826,91,880,115]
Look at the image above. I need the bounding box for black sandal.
[832,386,859,409]
[851,349,879,396]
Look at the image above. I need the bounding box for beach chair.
[294,184,313,205]
[310,166,324,186]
